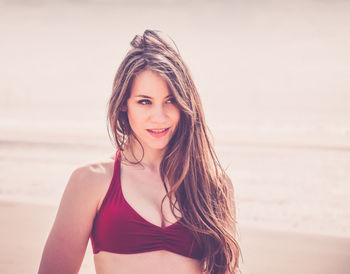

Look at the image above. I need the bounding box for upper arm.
[38,165,104,274]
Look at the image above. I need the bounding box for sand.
[1,201,349,274]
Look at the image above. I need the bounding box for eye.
[138,99,151,105]
[166,97,175,104]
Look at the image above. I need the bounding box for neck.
[123,138,165,173]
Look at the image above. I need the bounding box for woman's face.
[126,69,180,153]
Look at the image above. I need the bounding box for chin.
[150,144,168,151]
[146,140,171,151]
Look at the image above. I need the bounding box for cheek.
[172,108,180,125]
[127,109,142,130]
[127,106,151,135]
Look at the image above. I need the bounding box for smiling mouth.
[148,128,168,133]
[146,128,170,137]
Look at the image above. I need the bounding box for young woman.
[38,30,240,274]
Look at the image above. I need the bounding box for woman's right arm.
[38,165,103,274]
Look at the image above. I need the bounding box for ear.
[120,105,127,112]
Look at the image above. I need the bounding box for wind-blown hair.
[107,30,241,273]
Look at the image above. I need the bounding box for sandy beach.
[1,201,349,274]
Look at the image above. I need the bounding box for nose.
[150,104,167,123]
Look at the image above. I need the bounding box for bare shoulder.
[38,154,116,273]
[72,155,115,185]
[67,154,116,209]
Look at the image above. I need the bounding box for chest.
[90,157,203,260]
[120,163,181,227]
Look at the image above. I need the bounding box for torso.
[93,251,202,274]
[89,154,202,274]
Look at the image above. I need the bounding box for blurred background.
[1,0,349,252]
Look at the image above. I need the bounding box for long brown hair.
[107,30,241,274]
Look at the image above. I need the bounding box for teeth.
[150,128,167,133]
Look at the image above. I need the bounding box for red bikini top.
[89,152,203,260]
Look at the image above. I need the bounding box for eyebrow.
[135,94,172,99]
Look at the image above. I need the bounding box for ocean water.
[0,0,349,238]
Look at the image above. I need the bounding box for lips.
[149,128,167,133]
[146,128,170,137]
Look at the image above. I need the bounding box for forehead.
[130,70,171,97]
